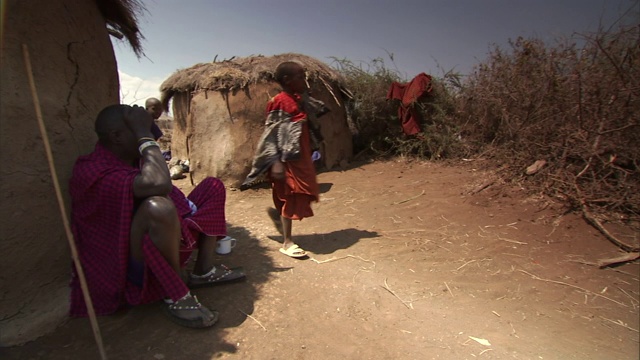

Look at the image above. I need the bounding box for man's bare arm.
[124,106,173,198]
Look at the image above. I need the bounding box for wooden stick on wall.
[22,44,108,360]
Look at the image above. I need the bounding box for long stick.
[23,44,107,360]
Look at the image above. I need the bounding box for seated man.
[69,104,244,328]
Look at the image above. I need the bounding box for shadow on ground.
[267,228,379,255]
[319,182,333,193]
[1,222,276,360]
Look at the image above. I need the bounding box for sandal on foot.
[189,264,246,288]
[279,244,307,258]
[164,294,218,328]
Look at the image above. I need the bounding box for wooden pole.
[22,44,108,360]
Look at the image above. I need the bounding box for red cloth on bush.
[386,73,433,135]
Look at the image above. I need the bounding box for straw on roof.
[97,0,145,57]
[160,53,346,105]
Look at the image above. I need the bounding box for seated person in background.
[69,104,244,328]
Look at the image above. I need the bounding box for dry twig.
[456,259,476,271]
[237,309,267,331]
[566,259,640,280]
[444,281,454,297]
[575,180,640,253]
[310,255,376,268]
[496,236,528,245]
[616,286,639,308]
[392,190,425,205]
[518,269,628,307]
[381,278,413,309]
[470,179,496,195]
[381,228,428,233]
[599,316,639,333]
[597,252,640,268]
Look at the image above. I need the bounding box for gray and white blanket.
[240,95,329,190]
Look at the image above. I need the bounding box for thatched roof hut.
[160,53,354,187]
[0,0,143,346]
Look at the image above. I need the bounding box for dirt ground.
[2,159,639,360]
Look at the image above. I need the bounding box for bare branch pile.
[456,25,639,219]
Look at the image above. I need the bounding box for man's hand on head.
[124,105,154,139]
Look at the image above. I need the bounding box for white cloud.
[118,71,165,107]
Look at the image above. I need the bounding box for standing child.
[242,61,329,258]
[145,97,165,140]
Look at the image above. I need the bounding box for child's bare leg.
[281,216,293,248]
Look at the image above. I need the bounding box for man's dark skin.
[95,105,217,324]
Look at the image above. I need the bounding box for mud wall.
[0,0,119,346]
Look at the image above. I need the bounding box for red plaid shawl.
[69,143,227,316]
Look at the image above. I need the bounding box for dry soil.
[3,159,639,360]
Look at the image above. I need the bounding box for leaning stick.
[23,44,107,360]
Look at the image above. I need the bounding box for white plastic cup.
[216,236,236,255]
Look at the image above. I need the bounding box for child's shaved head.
[275,61,304,86]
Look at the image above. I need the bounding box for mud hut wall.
[155,115,174,151]
[174,81,354,187]
[307,81,353,169]
[186,84,278,186]
[169,92,192,159]
[0,0,119,346]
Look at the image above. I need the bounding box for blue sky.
[113,0,636,106]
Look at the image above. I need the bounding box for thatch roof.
[97,0,145,57]
[160,53,347,105]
